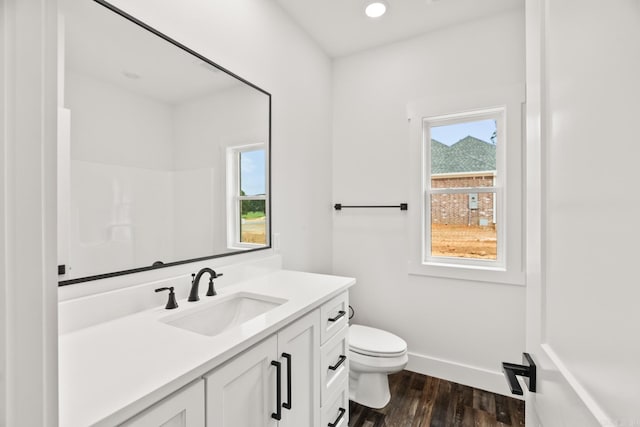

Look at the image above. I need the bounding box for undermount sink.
[161,292,287,337]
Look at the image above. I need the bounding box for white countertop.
[59,269,354,426]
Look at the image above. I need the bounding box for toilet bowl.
[348,324,408,409]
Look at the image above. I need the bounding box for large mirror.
[57,0,271,285]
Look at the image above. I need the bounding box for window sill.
[228,244,267,251]
[408,260,525,286]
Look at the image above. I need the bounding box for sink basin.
[161,292,287,337]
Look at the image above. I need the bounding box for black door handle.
[328,407,346,427]
[271,360,282,420]
[328,355,347,371]
[282,353,292,410]
[328,310,346,322]
[501,352,536,395]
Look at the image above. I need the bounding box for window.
[227,144,268,248]
[426,112,502,265]
[407,86,524,284]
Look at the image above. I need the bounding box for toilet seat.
[349,325,407,358]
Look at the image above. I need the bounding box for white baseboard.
[406,351,523,400]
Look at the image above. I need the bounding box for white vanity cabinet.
[58,269,355,427]
[115,292,348,427]
[205,309,321,427]
[119,380,205,427]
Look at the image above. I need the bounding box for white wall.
[104,0,334,276]
[332,10,526,395]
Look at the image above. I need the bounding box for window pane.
[239,149,266,196]
[430,119,497,189]
[240,199,266,244]
[430,192,497,260]
[431,172,495,189]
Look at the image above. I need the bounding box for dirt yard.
[241,218,267,244]
[241,221,495,256]
[431,224,497,259]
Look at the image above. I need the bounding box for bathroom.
[1,0,638,426]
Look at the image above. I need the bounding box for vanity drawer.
[320,292,349,344]
[321,378,349,427]
[320,325,349,406]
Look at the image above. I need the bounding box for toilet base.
[349,371,391,409]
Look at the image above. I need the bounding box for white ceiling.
[274,0,523,57]
[61,0,241,105]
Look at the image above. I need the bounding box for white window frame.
[226,143,269,250]
[407,85,525,285]
[425,109,504,268]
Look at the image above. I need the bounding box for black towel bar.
[334,203,407,211]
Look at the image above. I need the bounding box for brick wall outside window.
[430,174,495,226]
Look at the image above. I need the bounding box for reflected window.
[228,145,268,247]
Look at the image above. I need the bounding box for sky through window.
[430,119,496,146]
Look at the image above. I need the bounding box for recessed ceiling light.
[365,1,387,18]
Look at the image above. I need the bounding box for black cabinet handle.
[328,355,347,371]
[282,353,292,410]
[328,310,346,322]
[271,360,282,420]
[328,407,346,427]
[501,352,536,395]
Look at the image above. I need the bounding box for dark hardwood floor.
[348,370,525,427]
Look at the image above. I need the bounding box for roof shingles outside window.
[431,136,496,174]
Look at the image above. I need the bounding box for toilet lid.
[349,324,407,357]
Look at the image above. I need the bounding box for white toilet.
[348,324,408,409]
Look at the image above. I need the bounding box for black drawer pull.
[328,355,346,371]
[328,407,346,427]
[282,353,292,410]
[328,310,346,322]
[271,360,282,420]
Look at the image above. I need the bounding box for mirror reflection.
[58,0,271,284]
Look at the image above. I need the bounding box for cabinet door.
[120,380,205,427]
[277,309,320,427]
[205,335,279,427]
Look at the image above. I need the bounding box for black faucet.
[188,267,223,301]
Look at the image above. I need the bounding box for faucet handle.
[191,273,196,283]
[155,286,179,310]
[206,278,216,297]
[206,271,223,296]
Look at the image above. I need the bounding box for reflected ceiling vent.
[121,70,141,80]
